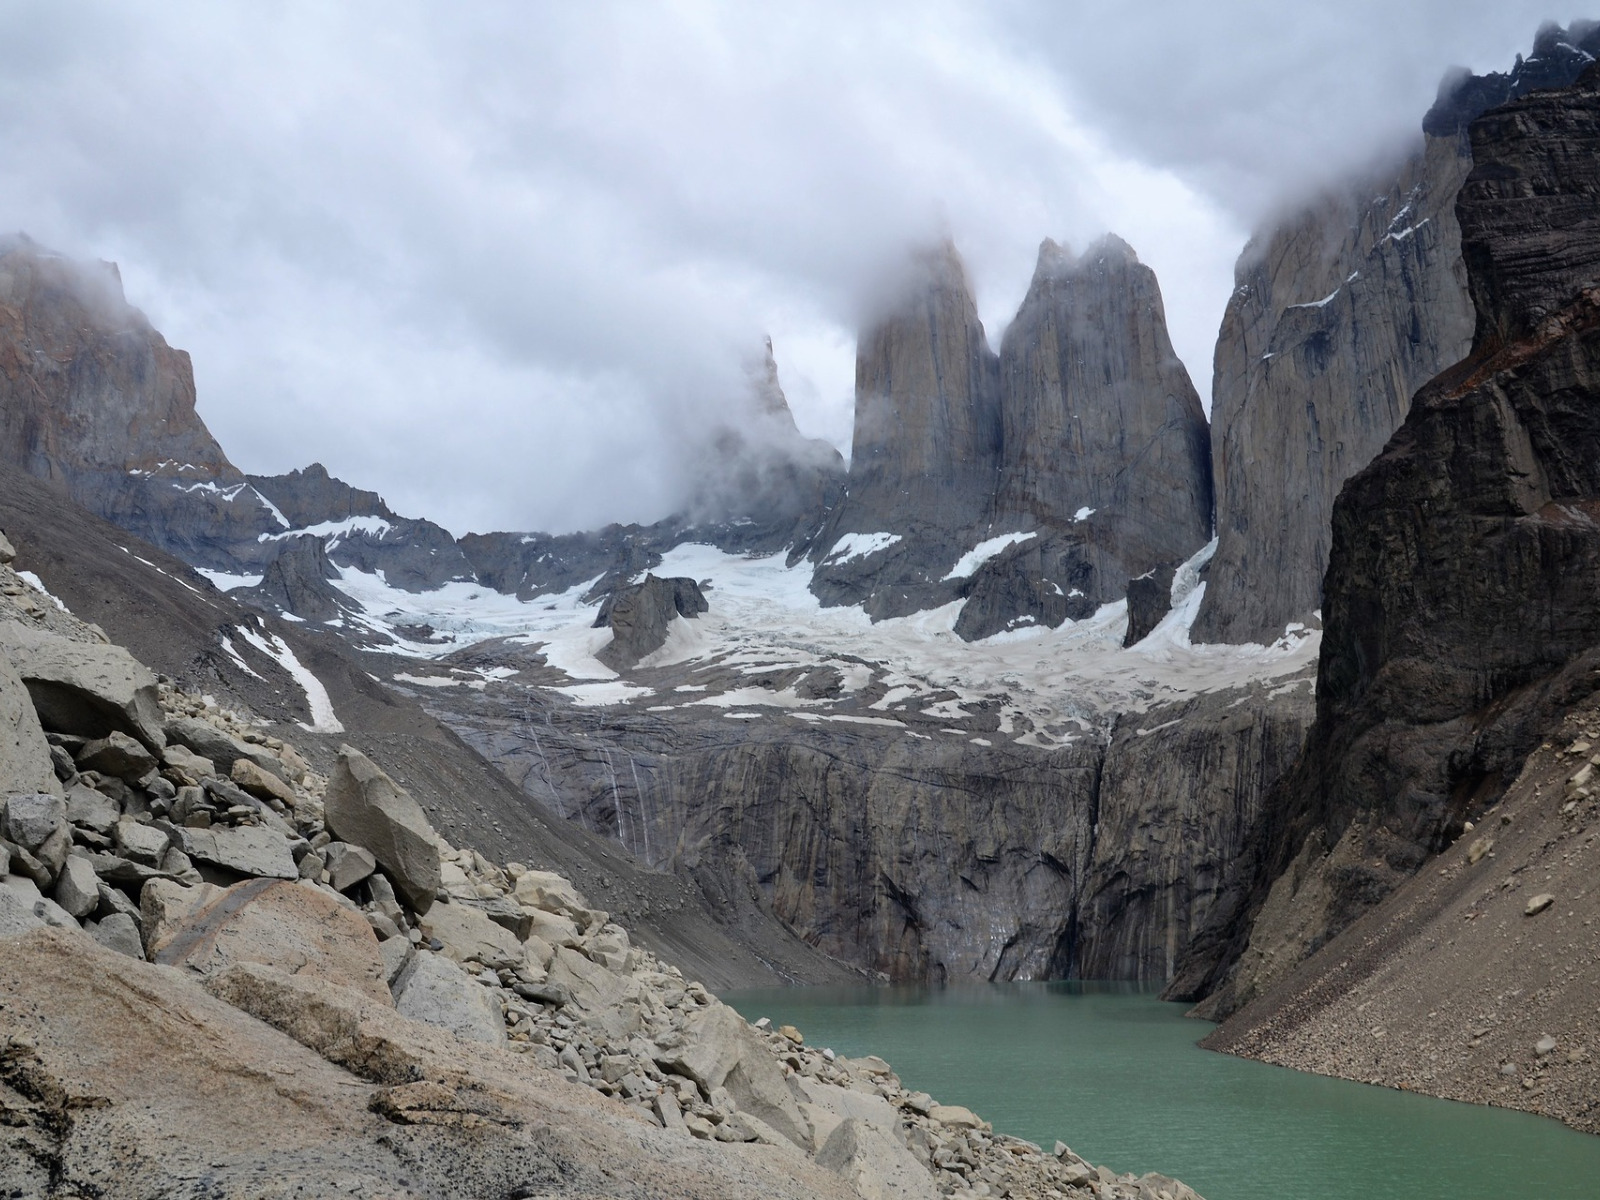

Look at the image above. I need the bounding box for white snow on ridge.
[16,571,68,613]
[260,515,394,545]
[825,532,902,565]
[298,530,1316,736]
[235,626,344,733]
[1288,288,1340,310]
[196,568,264,592]
[944,532,1036,580]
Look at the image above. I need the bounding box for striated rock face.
[995,236,1211,562]
[814,235,1212,638]
[1175,64,1600,1019]
[835,240,1003,538]
[1194,137,1475,644]
[1076,684,1313,981]
[1195,21,1600,646]
[431,673,1311,986]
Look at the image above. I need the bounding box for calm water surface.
[722,983,1600,1200]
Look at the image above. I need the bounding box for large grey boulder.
[175,824,298,880]
[3,792,64,850]
[0,621,164,750]
[64,783,120,835]
[816,1118,941,1200]
[392,950,506,1044]
[76,731,157,781]
[52,855,100,919]
[323,746,440,912]
[0,645,61,798]
[0,875,79,938]
[88,911,143,957]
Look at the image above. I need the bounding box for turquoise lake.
[721,983,1600,1200]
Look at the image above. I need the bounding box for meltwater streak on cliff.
[724,985,1600,1200]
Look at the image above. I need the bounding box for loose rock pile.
[0,553,1202,1200]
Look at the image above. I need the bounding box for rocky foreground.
[0,548,1201,1200]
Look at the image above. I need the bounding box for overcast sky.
[0,1,1570,534]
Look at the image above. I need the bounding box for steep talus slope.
[1202,704,1600,1133]
[811,236,1213,639]
[1175,64,1600,1022]
[1194,21,1600,646]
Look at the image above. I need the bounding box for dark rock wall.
[1196,22,1600,647]
[432,676,1311,985]
[1174,65,1600,1018]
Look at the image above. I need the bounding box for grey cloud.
[0,1,1566,534]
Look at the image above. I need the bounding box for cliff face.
[1193,137,1476,644]
[1176,63,1600,1018]
[813,236,1213,638]
[0,236,284,565]
[1195,22,1600,646]
[423,665,1310,986]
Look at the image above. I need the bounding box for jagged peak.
[1424,20,1600,137]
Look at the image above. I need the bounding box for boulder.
[418,900,524,969]
[162,716,289,782]
[0,874,79,937]
[175,823,298,880]
[816,1118,940,1200]
[76,731,157,781]
[159,742,215,784]
[322,841,377,891]
[658,1002,812,1150]
[322,746,440,912]
[139,877,221,940]
[114,817,171,865]
[0,643,61,797]
[0,621,164,749]
[3,791,64,849]
[146,876,392,1004]
[52,855,99,918]
[232,757,298,807]
[64,782,119,834]
[391,950,506,1044]
[88,911,144,957]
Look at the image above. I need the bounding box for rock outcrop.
[249,462,477,591]
[594,574,708,671]
[1175,64,1600,1020]
[1195,21,1600,645]
[812,235,1213,638]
